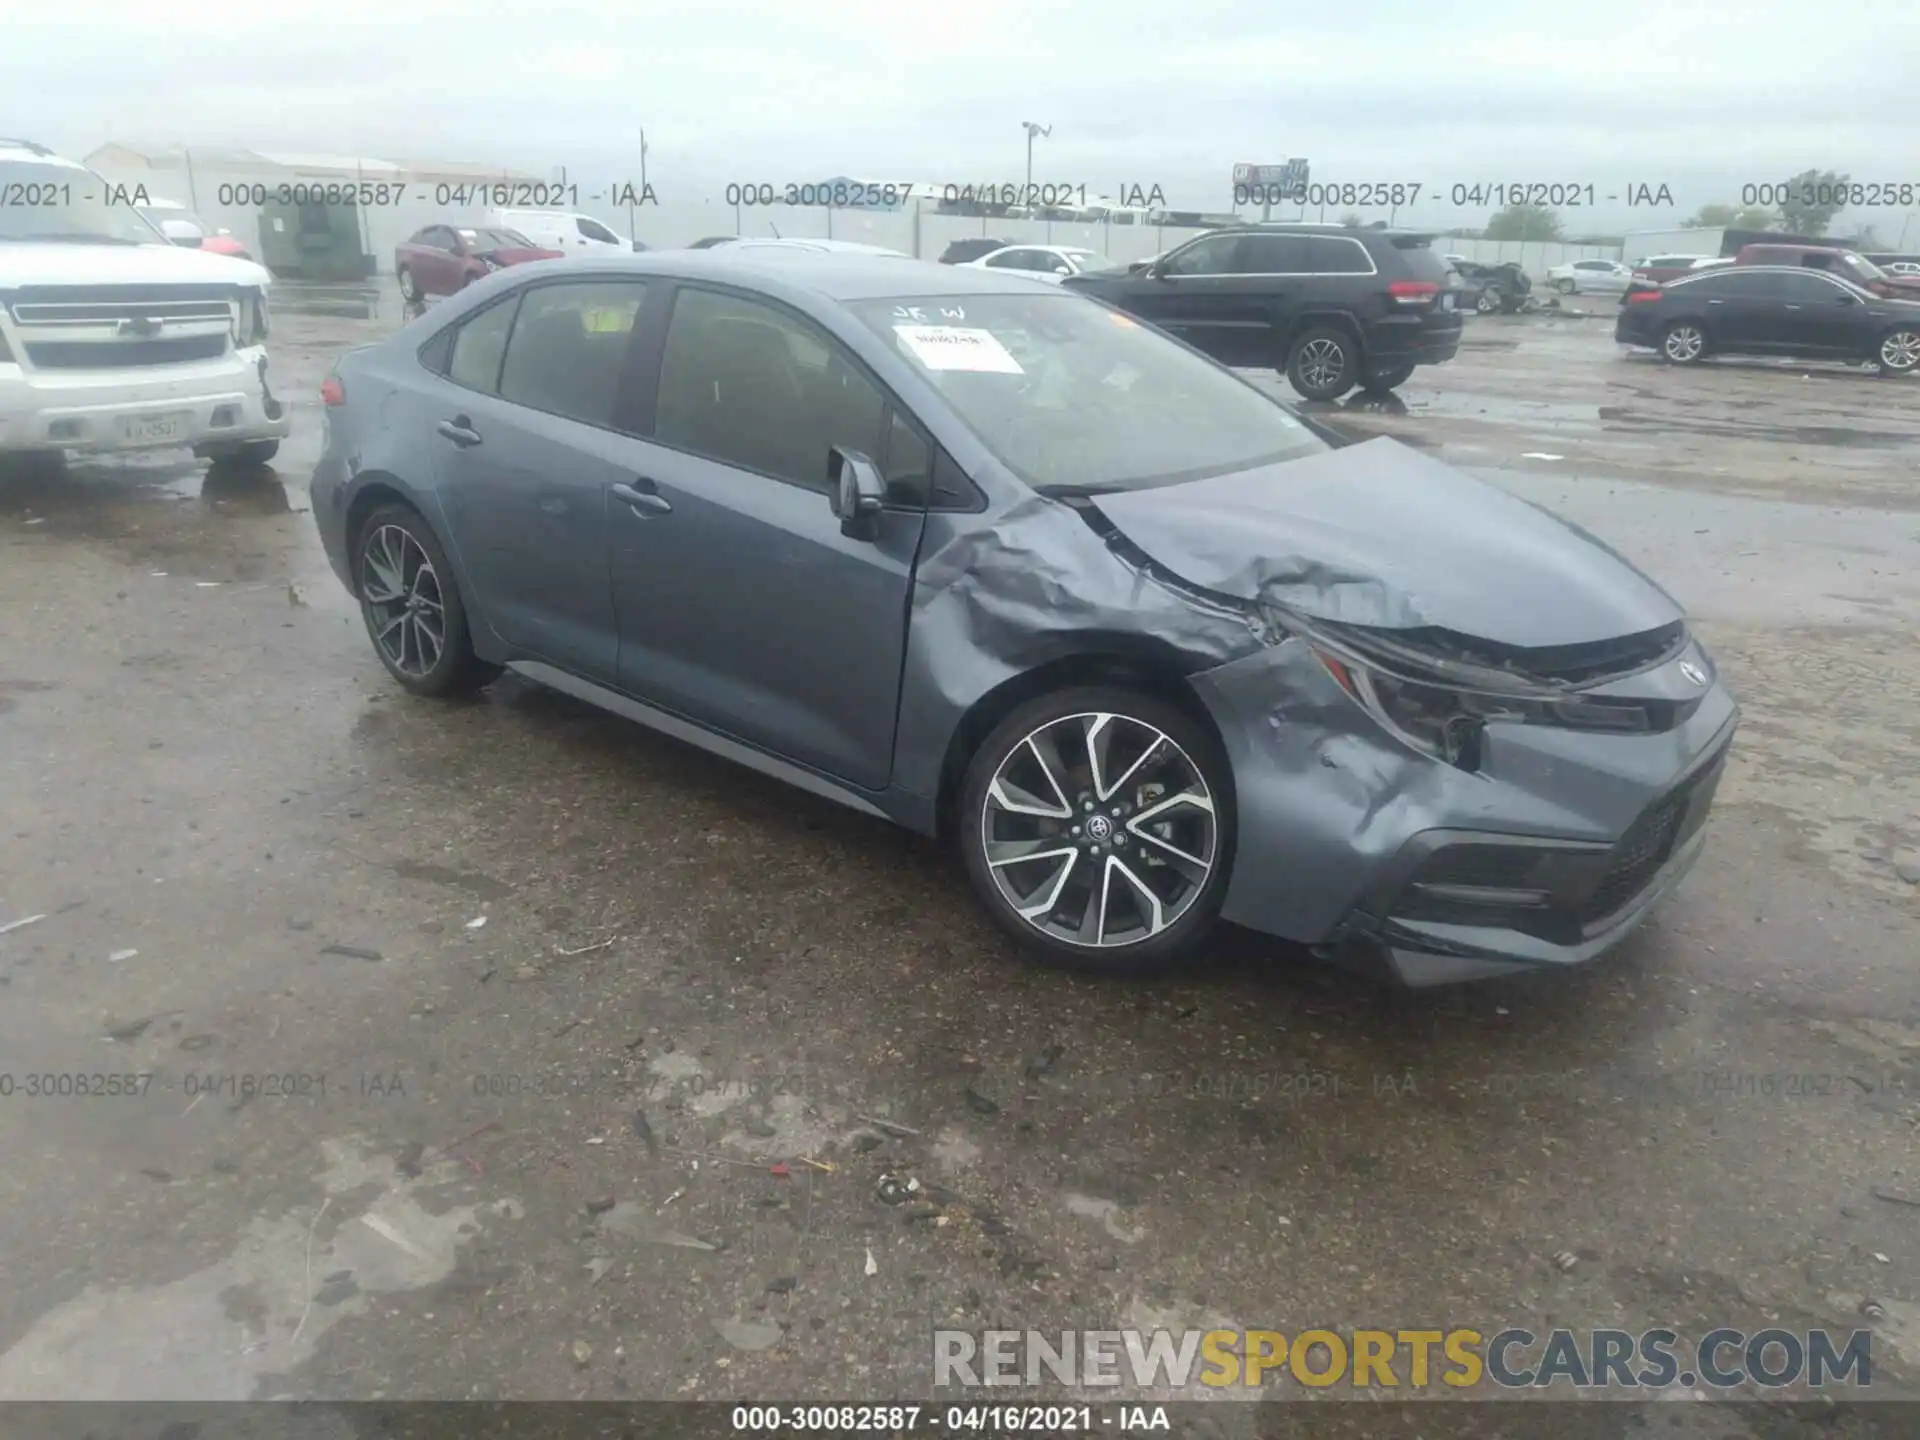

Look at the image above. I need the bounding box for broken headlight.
[1312,650,1511,769]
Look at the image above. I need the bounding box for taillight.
[320,376,345,405]
[1626,290,1663,303]
[1388,280,1440,306]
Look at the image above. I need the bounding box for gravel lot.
[0,286,1916,1431]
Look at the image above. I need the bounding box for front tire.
[1876,327,1920,375]
[1475,289,1499,314]
[1659,321,1707,364]
[397,266,420,303]
[958,687,1235,975]
[1553,278,1576,295]
[354,503,500,698]
[1285,327,1359,401]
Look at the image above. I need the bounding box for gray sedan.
[310,251,1737,986]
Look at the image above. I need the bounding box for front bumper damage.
[1191,637,1737,986]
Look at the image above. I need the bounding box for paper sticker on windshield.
[892,325,1024,374]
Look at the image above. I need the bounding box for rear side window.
[1302,236,1372,273]
[496,280,647,428]
[447,297,521,394]
[1237,233,1308,272]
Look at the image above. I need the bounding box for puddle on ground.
[272,284,389,323]
[0,1135,499,1399]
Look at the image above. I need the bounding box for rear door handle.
[612,480,672,516]
[436,416,482,447]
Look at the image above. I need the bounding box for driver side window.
[1162,234,1241,277]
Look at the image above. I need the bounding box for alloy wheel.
[1663,325,1704,362]
[979,711,1217,949]
[1880,330,1920,371]
[1476,290,1498,313]
[1296,338,1346,392]
[361,524,446,677]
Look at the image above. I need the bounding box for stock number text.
[1743,181,1918,209]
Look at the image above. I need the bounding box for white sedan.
[962,244,1120,282]
[1545,258,1634,295]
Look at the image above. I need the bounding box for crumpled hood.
[1087,437,1681,648]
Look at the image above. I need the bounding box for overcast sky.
[10,0,1920,236]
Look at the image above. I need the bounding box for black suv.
[1061,224,1462,400]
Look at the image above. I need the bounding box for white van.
[0,138,291,466]
[486,209,633,255]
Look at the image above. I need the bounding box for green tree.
[1484,203,1564,241]
[1687,202,1778,230]
[1777,169,1849,236]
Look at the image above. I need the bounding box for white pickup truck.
[0,138,291,466]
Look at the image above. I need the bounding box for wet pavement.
[0,285,1917,1425]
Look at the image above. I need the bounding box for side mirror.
[827,446,886,540]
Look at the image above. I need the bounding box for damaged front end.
[1190,599,1737,987]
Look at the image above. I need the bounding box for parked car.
[1732,244,1920,300]
[1061,224,1462,400]
[0,137,289,466]
[135,197,252,260]
[1616,265,1920,375]
[939,237,1013,265]
[962,244,1120,282]
[395,225,563,302]
[1630,254,1716,286]
[312,252,1737,987]
[486,208,631,255]
[686,237,738,250]
[1448,259,1532,314]
[1545,258,1633,295]
[1864,253,1920,277]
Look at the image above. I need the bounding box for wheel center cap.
[1085,814,1114,842]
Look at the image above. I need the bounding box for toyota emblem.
[1678,659,1708,687]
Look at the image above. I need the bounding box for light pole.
[1021,121,1051,199]
[629,128,648,246]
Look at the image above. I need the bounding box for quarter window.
[447,296,521,394]
[654,287,887,492]
[495,280,647,427]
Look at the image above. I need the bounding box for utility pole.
[630,129,648,246]
[1021,121,1051,199]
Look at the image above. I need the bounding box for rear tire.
[1658,321,1707,364]
[201,439,280,466]
[1875,327,1920,375]
[1361,362,1415,393]
[1285,327,1359,401]
[1475,289,1499,314]
[1553,278,1576,295]
[958,687,1235,976]
[354,503,500,698]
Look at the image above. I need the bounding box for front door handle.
[612,480,672,516]
[436,416,482,447]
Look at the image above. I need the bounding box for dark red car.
[1733,244,1920,300]
[395,224,563,302]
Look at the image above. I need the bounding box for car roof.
[723,238,908,256]
[1207,223,1438,243]
[526,249,1067,301]
[0,143,83,169]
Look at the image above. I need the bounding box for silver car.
[1547,258,1634,295]
[310,252,1737,986]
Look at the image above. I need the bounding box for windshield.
[850,291,1326,492]
[460,228,532,250]
[0,161,167,245]
[1839,252,1887,282]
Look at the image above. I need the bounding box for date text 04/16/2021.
[1230,181,1677,209]
[727,1404,1171,1431]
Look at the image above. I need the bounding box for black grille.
[1579,746,1729,926]
[24,335,228,369]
